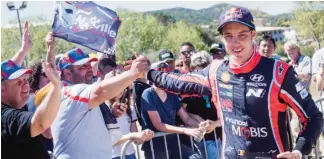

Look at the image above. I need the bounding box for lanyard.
[203,95,211,108]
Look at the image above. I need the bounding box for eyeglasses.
[181,50,194,56]
[222,30,252,42]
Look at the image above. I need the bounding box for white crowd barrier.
[121,130,221,159]
[121,98,324,159]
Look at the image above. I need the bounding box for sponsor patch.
[278,63,284,78]
[224,8,243,21]
[295,82,304,92]
[238,150,246,156]
[300,89,309,99]
[221,71,231,83]
[219,83,233,89]
[250,74,264,82]
[225,146,234,153]
[246,88,265,98]
[219,91,233,97]
[247,82,267,87]
[220,98,233,112]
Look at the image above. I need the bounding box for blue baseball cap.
[1,60,32,81]
[218,7,255,32]
[58,48,98,71]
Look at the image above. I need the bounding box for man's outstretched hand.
[277,151,302,159]
[125,54,149,79]
[45,32,55,49]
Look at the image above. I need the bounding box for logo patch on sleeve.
[299,89,309,99]
[295,82,304,92]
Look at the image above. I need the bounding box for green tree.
[1,23,75,66]
[150,12,176,26]
[1,27,21,61]
[160,21,208,55]
[115,10,208,62]
[300,44,317,57]
[115,9,166,62]
[288,2,324,49]
[275,43,286,57]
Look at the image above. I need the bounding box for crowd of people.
[1,6,324,159]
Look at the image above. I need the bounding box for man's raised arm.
[11,21,32,67]
[45,32,56,67]
[88,55,149,109]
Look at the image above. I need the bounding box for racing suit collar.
[229,49,261,75]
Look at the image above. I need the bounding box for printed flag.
[52,1,121,55]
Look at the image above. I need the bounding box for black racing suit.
[147,51,323,158]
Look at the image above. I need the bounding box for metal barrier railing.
[312,97,324,159]
[121,132,175,159]
[315,97,324,114]
[120,130,221,159]
[121,98,324,159]
[294,97,324,159]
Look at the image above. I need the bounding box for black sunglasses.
[181,50,194,56]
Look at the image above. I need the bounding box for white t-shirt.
[312,49,324,97]
[292,55,312,89]
[51,83,112,159]
[111,106,138,157]
[312,48,324,74]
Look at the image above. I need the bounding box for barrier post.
[163,134,170,159]
[177,133,183,159]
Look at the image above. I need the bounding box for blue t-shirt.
[140,87,181,151]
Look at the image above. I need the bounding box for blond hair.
[284,40,300,49]
[190,51,212,70]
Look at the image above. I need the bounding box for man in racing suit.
[146,7,323,159]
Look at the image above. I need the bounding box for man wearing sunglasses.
[178,42,196,74]
[144,7,323,159]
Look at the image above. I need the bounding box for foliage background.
[1,2,323,66]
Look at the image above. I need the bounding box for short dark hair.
[98,58,117,73]
[180,42,195,50]
[259,33,276,48]
[27,62,43,93]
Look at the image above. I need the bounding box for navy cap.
[218,7,255,32]
[210,43,225,53]
[158,50,175,62]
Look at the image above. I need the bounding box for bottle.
[194,126,206,142]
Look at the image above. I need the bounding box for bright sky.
[1,1,297,25]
